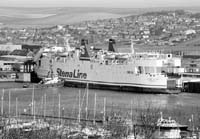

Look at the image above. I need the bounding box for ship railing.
[134,54,180,60]
[145,73,164,77]
[102,59,128,65]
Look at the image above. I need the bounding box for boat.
[153,114,188,139]
[4,118,49,133]
[23,76,64,88]
[21,120,50,133]
[36,38,183,94]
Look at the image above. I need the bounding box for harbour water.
[0,82,200,116]
[0,82,200,139]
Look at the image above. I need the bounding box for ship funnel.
[80,39,90,59]
[64,37,72,52]
[108,39,115,52]
[81,39,88,46]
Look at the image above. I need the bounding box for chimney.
[108,39,115,52]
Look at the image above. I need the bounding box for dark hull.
[64,81,180,94]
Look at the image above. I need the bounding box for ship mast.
[78,90,81,123]
[44,93,47,119]
[32,85,35,117]
[93,93,97,125]
[16,97,18,117]
[85,83,89,120]
[131,39,135,55]
[103,97,106,124]
[8,90,11,119]
[1,88,4,116]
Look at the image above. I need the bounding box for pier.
[20,113,103,123]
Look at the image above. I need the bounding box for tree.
[137,105,160,139]
[106,111,130,138]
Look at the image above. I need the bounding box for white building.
[184,29,196,35]
[0,60,24,71]
[0,44,22,51]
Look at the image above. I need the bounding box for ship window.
[127,71,134,74]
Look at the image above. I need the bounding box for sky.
[0,0,200,8]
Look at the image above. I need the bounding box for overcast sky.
[0,0,200,8]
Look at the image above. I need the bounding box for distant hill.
[0,7,134,27]
[0,7,200,27]
[0,12,127,26]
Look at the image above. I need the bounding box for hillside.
[0,7,133,27]
[1,12,127,26]
[1,7,200,27]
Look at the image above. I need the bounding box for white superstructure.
[36,39,183,94]
[153,113,188,139]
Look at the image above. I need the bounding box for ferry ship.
[36,38,183,94]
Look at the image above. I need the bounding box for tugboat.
[23,76,64,88]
